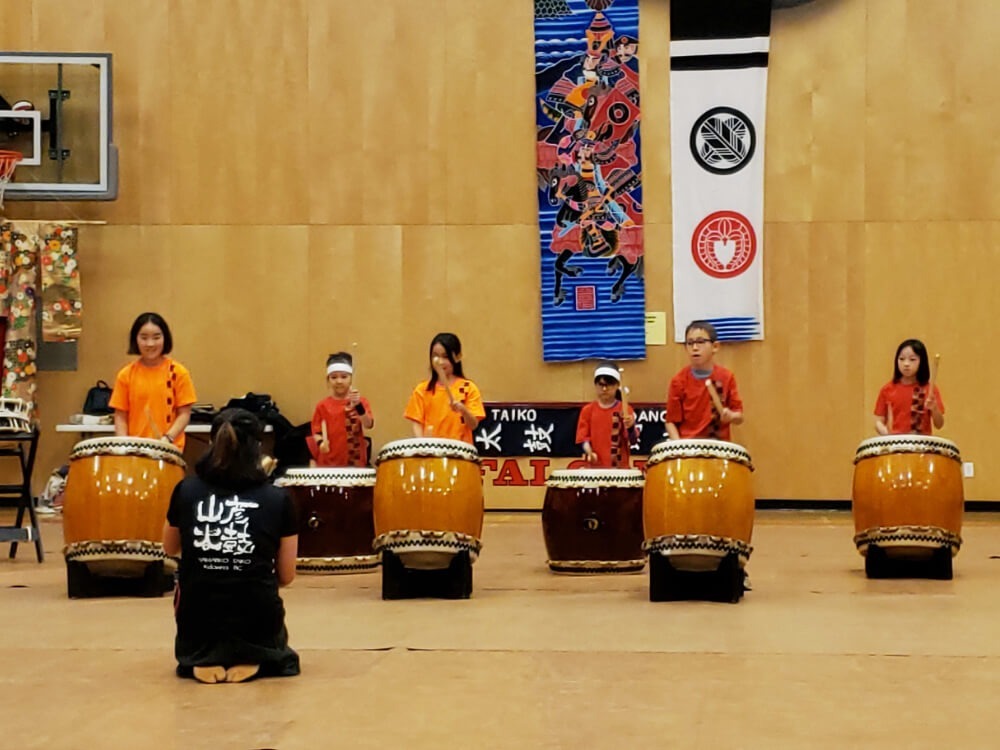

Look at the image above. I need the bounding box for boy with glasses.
[666,321,743,441]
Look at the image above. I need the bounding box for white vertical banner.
[670,1,771,342]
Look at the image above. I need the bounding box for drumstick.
[144,405,163,440]
[928,353,941,404]
[261,456,278,476]
[705,380,725,416]
[617,367,629,413]
[320,419,330,453]
[434,356,455,404]
[885,401,893,432]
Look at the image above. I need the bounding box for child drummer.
[666,321,744,441]
[576,361,637,468]
[307,352,374,467]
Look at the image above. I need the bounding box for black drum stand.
[863,544,953,580]
[648,552,745,603]
[380,550,473,600]
[66,559,174,599]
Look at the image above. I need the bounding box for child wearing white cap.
[576,360,637,468]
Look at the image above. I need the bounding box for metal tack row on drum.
[59,434,967,602]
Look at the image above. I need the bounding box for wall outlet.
[962,462,975,478]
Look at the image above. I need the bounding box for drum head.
[546,468,644,488]
[376,437,479,464]
[69,435,186,466]
[275,467,377,487]
[646,439,753,470]
[854,435,960,463]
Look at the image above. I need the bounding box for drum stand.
[648,552,746,603]
[380,550,473,600]
[864,544,953,580]
[66,559,174,599]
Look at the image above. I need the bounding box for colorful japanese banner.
[0,222,39,415]
[670,0,771,341]
[535,0,645,361]
[40,224,82,342]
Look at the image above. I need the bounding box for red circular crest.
[691,211,757,279]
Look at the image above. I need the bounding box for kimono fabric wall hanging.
[535,0,644,362]
[670,0,771,341]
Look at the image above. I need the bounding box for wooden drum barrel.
[62,436,186,574]
[852,435,964,558]
[274,467,378,574]
[373,438,484,569]
[642,439,755,571]
[542,468,645,573]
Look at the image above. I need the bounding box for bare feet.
[193,666,226,684]
[225,664,260,683]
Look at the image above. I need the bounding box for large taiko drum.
[274,467,378,574]
[542,468,645,574]
[373,438,483,569]
[62,436,186,574]
[852,435,964,557]
[642,439,755,571]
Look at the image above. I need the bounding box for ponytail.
[195,408,267,487]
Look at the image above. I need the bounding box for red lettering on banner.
[631,458,648,473]
[567,459,589,470]
[480,459,498,480]
[494,459,528,486]
[528,459,549,486]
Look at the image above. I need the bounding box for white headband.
[594,365,619,382]
[327,362,353,375]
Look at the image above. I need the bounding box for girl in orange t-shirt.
[307,352,374,467]
[576,361,637,468]
[404,333,485,444]
[109,312,197,450]
[874,338,944,436]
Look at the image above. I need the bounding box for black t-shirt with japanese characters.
[166,476,300,677]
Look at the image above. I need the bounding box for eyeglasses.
[685,338,712,347]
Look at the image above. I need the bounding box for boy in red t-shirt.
[666,321,744,441]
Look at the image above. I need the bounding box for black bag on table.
[82,380,113,416]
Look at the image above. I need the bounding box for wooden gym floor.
[2,510,999,749]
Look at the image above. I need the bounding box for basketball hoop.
[0,150,22,210]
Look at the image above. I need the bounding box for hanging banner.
[670,0,771,342]
[535,0,645,361]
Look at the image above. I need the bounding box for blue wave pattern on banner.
[535,0,645,362]
[704,316,762,341]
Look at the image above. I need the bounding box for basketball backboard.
[0,52,117,201]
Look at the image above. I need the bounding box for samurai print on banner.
[535,0,644,362]
[670,0,771,342]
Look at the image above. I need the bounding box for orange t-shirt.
[306,395,373,467]
[109,358,197,450]
[874,381,944,435]
[404,378,485,444]
[666,364,743,441]
[576,400,637,468]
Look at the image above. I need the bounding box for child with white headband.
[306,352,374,467]
[576,360,637,468]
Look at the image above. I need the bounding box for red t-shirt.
[666,365,743,441]
[874,381,944,435]
[306,396,373,467]
[576,400,637,468]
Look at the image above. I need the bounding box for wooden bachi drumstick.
[145,405,163,440]
[434,356,455,404]
[618,367,629,413]
[885,401,893,432]
[927,353,941,409]
[320,420,330,453]
[705,380,725,416]
[261,456,278,476]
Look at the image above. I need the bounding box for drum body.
[642,439,755,570]
[62,437,186,573]
[852,435,964,556]
[542,469,645,573]
[274,468,378,573]
[373,438,483,569]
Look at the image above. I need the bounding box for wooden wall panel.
[1,0,998,504]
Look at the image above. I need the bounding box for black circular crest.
[689,106,756,175]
